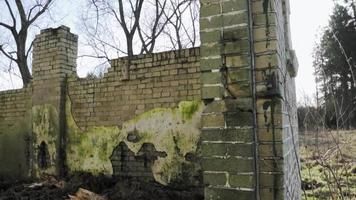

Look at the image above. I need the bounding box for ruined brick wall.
[67,48,200,129]
[200,0,300,199]
[0,27,202,183]
[64,47,202,184]
[279,0,301,198]
[255,0,300,198]
[0,88,32,178]
[0,0,301,198]
[0,89,31,127]
[30,26,78,177]
[64,48,203,185]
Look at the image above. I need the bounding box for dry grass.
[300,130,356,199]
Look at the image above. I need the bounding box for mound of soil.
[301,179,323,190]
[0,173,203,200]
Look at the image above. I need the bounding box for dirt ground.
[300,130,356,200]
[3,131,355,200]
[0,172,203,200]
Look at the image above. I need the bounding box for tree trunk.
[126,35,134,58]
[122,35,134,80]
[16,29,32,86]
[17,57,31,86]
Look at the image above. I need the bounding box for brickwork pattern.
[32,26,77,106]
[200,0,257,199]
[0,0,300,198]
[110,142,167,181]
[0,88,31,178]
[200,0,300,199]
[67,48,201,129]
[0,89,31,128]
[31,26,78,176]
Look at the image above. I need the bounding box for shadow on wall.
[37,141,50,169]
[110,141,167,182]
[110,140,203,187]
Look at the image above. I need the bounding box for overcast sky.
[0,0,336,104]
[290,0,334,103]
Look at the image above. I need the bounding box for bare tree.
[164,0,188,50]
[162,0,199,50]
[137,0,168,54]
[0,0,54,87]
[137,0,198,54]
[185,1,199,47]
[109,0,144,57]
[83,0,198,54]
[344,0,356,22]
[81,0,200,79]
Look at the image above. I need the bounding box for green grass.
[300,131,356,200]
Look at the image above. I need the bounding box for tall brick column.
[200,0,300,199]
[31,26,78,177]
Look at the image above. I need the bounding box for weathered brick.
[226,55,251,68]
[0,0,301,198]
[201,113,225,127]
[201,128,254,143]
[202,157,254,173]
[203,172,227,186]
[201,72,222,84]
[229,174,255,188]
[202,86,224,99]
[205,187,255,200]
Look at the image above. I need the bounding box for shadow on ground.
[0,172,204,200]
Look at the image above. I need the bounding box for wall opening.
[110,142,167,181]
[37,141,50,169]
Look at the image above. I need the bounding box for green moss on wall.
[66,124,121,175]
[32,105,61,176]
[65,98,204,185]
[0,96,32,180]
[0,117,31,179]
[179,101,201,120]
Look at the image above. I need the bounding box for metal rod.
[246,0,260,199]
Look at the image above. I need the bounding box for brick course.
[0,0,300,198]
[67,48,201,129]
[200,0,300,199]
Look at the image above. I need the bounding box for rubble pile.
[0,173,203,200]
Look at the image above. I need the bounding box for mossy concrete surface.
[66,98,204,185]
[32,104,61,177]
[0,115,31,179]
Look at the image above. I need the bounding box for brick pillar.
[31,26,78,177]
[200,0,300,199]
[200,0,257,199]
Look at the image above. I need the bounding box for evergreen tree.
[313,4,356,129]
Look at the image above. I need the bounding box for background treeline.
[0,0,200,88]
[298,0,356,131]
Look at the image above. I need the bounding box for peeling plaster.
[32,104,60,176]
[65,97,204,185]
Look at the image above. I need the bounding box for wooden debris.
[68,188,107,200]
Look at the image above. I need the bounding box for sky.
[0,0,337,104]
[289,0,335,103]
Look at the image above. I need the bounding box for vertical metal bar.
[246,0,260,199]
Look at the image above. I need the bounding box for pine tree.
[313,4,356,128]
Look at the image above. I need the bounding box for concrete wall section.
[67,48,201,129]
[0,0,301,198]
[0,88,32,179]
[200,0,301,199]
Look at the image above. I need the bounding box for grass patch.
[300,130,356,199]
